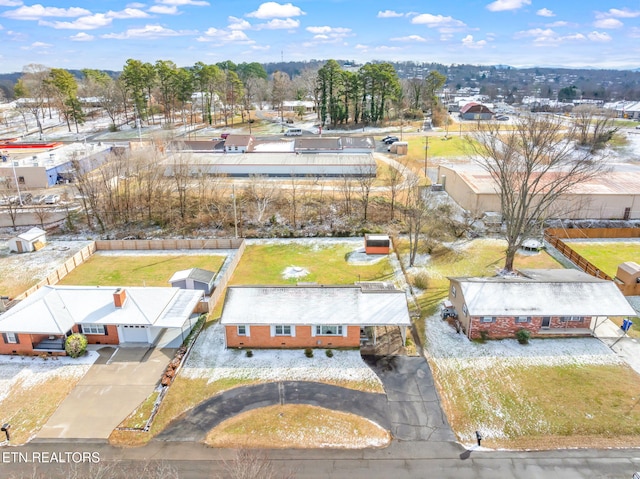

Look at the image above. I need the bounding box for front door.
[541,316,551,328]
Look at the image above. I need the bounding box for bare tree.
[288,173,299,229]
[572,105,618,152]
[356,165,376,222]
[466,114,609,272]
[32,203,52,229]
[403,176,430,267]
[385,158,408,220]
[340,175,356,217]
[247,175,279,224]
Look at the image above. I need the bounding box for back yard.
[564,240,640,278]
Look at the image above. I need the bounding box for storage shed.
[364,234,391,254]
[169,268,216,294]
[8,227,46,253]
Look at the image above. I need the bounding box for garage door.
[121,325,149,343]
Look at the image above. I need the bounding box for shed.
[169,268,216,294]
[8,227,46,253]
[364,234,390,254]
[459,102,494,120]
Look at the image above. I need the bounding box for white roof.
[0,286,203,334]
[17,227,46,242]
[221,286,411,327]
[452,275,636,317]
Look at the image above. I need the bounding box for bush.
[325,349,334,358]
[516,328,531,345]
[304,348,313,358]
[245,350,253,358]
[479,330,489,342]
[411,272,429,290]
[65,333,88,358]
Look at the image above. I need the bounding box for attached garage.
[120,324,149,343]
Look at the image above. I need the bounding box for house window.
[480,316,495,323]
[515,316,531,323]
[81,324,106,335]
[451,286,457,297]
[237,325,247,336]
[315,325,343,336]
[560,316,583,322]
[462,304,468,316]
[5,333,17,344]
[18,176,25,184]
[274,325,292,336]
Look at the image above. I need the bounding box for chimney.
[113,288,127,308]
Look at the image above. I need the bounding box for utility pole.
[424,135,429,180]
[11,157,23,206]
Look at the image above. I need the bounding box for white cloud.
[304,25,352,43]
[40,14,112,30]
[630,27,640,38]
[486,0,531,12]
[461,34,487,48]
[70,32,94,41]
[536,8,554,17]
[106,8,150,19]
[127,2,146,7]
[3,4,91,20]
[155,0,209,5]
[587,31,612,42]
[306,26,350,35]
[411,13,466,31]
[250,45,270,50]
[102,24,189,39]
[515,27,587,45]
[148,5,178,14]
[593,18,623,29]
[390,35,426,42]
[597,8,640,19]
[197,27,253,43]
[20,41,52,50]
[546,21,569,27]
[377,10,403,18]
[246,2,305,19]
[0,0,22,6]
[255,18,299,29]
[228,16,251,30]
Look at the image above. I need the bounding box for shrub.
[304,348,314,358]
[325,349,334,358]
[245,350,253,358]
[516,328,531,345]
[479,330,489,342]
[65,333,88,358]
[411,271,429,290]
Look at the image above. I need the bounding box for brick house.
[446,269,637,340]
[221,284,411,349]
[0,285,203,355]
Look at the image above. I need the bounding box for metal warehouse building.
[164,152,376,178]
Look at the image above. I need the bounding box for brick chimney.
[113,288,127,308]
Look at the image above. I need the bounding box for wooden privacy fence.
[94,238,244,250]
[543,227,640,282]
[207,239,246,310]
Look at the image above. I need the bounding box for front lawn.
[58,254,226,286]
[426,315,640,449]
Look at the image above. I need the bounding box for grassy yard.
[431,357,640,449]
[204,404,390,449]
[58,254,226,287]
[230,242,394,285]
[564,241,640,278]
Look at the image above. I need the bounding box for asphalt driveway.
[36,346,174,440]
[157,355,454,444]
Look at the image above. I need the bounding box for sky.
[0,0,639,73]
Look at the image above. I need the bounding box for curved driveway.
[156,356,454,443]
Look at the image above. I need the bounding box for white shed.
[8,227,46,253]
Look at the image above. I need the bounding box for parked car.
[383,136,399,144]
[32,194,47,204]
[221,133,230,139]
[44,194,60,204]
[381,135,396,142]
[635,125,640,130]
[17,193,32,204]
[496,115,509,121]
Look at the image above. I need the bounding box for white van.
[284,128,302,136]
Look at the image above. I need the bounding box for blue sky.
[0,0,639,73]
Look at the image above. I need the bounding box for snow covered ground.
[0,352,97,404]
[181,323,383,391]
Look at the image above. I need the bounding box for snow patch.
[282,266,310,279]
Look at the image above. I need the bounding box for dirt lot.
[0,239,93,298]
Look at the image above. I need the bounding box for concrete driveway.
[36,346,175,440]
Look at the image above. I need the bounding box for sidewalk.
[592,317,640,374]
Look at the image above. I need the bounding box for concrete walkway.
[592,317,640,374]
[157,355,454,443]
[37,346,174,439]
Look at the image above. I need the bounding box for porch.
[33,336,65,353]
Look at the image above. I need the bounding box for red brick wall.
[225,325,361,348]
[0,333,34,354]
[72,325,120,345]
[469,316,591,339]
